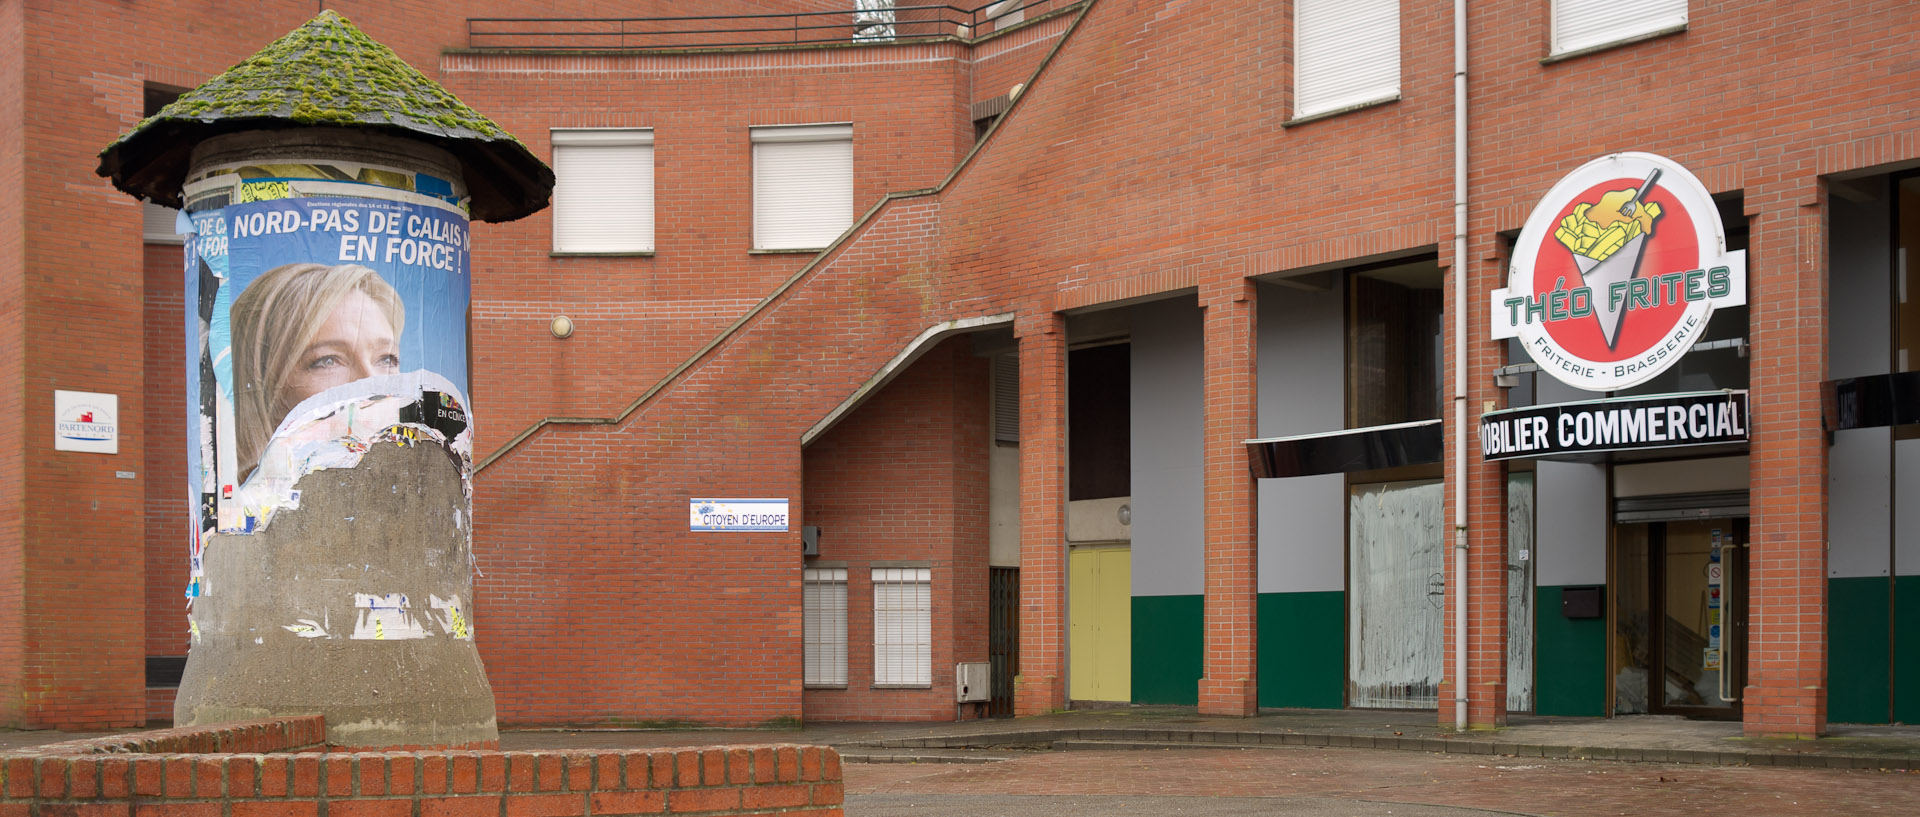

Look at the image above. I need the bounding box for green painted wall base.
[1131,595,1201,705]
[1535,585,1606,717]
[1257,591,1344,709]
[1129,592,1345,709]
[1829,576,1892,724]
[1896,576,1920,724]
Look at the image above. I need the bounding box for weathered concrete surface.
[176,442,496,748]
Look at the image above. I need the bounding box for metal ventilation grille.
[1614,491,1749,523]
[994,353,1019,445]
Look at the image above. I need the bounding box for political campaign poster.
[180,162,473,576]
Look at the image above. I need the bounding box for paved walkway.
[7,706,1918,770]
[497,707,1920,770]
[843,740,1920,817]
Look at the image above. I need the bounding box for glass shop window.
[1347,258,1444,428]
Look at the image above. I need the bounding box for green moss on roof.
[137,10,509,139]
[98,10,552,222]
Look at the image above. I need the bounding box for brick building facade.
[2,0,1916,738]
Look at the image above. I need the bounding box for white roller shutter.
[142,201,183,244]
[551,129,654,253]
[1553,0,1686,56]
[1294,0,1399,119]
[752,124,853,251]
[803,568,848,686]
[872,567,931,686]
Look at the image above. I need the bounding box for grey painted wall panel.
[1130,298,1204,597]
[1535,461,1606,586]
[1257,474,1346,594]
[1535,371,1593,406]
[1829,185,1891,380]
[1256,279,1344,437]
[1255,279,1346,596]
[1897,438,1920,576]
[1829,427,1891,578]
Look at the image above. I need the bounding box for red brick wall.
[471,192,950,725]
[1458,0,1916,735]
[436,42,976,461]
[10,0,1919,734]
[967,5,1076,109]
[472,0,1912,732]
[0,0,27,727]
[800,337,990,721]
[1197,281,1258,717]
[17,2,1041,730]
[1012,314,1066,715]
[0,718,844,817]
[16,0,153,730]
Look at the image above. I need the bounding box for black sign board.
[1480,391,1748,461]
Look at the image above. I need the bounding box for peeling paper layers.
[231,372,472,535]
[283,593,471,641]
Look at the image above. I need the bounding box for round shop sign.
[1491,152,1746,392]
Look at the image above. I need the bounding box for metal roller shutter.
[1295,0,1399,118]
[752,124,853,251]
[551,129,654,253]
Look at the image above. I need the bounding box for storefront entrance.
[1614,517,1748,719]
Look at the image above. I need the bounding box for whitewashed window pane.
[1553,0,1687,56]
[803,568,848,686]
[1348,480,1444,709]
[752,125,853,250]
[872,567,931,686]
[1507,472,1536,713]
[1295,0,1399,118]
[552,129,654,253]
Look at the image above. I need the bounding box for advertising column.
[173,133,496,749]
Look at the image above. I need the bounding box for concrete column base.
[177,443,496,749]
[1197,677,1258,717]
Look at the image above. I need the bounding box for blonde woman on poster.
[229,262,405,480]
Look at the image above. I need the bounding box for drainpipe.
[1451,0,1471,732]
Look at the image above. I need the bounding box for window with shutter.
[751,125,853,251]
[143,201,183,245]
[551,129,654,254]
[984,1,1024,31]
[1552,0,1686,56]
[1294,0,1399,119]
[803,568,848,686]
[872,567,932,686]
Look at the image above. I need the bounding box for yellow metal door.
[1069,545,1132,701]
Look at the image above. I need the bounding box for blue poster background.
[223,197,471,394]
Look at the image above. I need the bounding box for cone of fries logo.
[1492,152,1746,392]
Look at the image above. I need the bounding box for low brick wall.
[0,718,843,817]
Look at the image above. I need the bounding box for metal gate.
[988,567,1019,718]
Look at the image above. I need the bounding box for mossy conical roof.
[97,10,552,222]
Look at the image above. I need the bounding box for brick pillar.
[1743,185,1828,738]
[1198,281,1259,716]
[1014,311,1068,715]
[1442,240,1509,730]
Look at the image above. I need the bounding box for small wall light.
[549,316,575,339]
